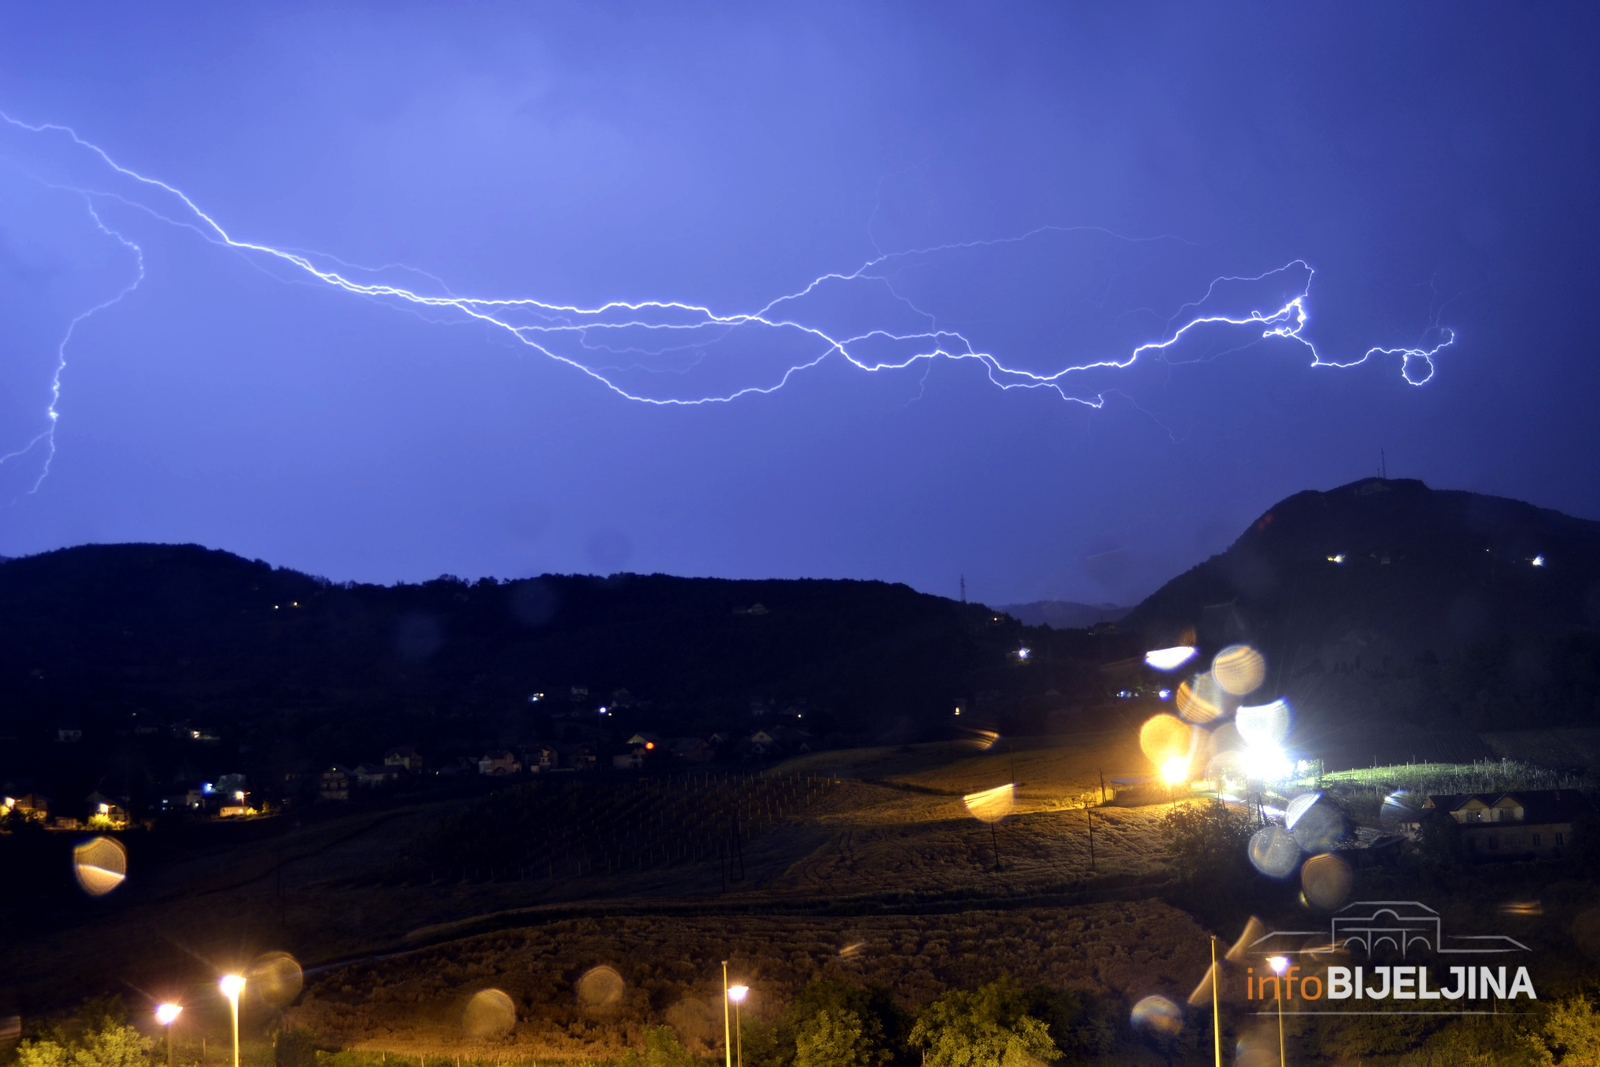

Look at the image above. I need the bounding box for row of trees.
[626,978,1118,1067]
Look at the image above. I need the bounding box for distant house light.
[645,742,655,750]
[529,692,544,703]
[1158,689,1172,700]
[201,782,214,795]
[1327,554,1345,564]
[598,706,609,716]
[1531,555,1546,567]
[1016,647,1031,661]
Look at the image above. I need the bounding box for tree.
[1541,995,1600,1066]
[744,979,903,1067]
[16,1025,151,1067]
[794,1009,885,1067]
[908,978,1056,1067]
[620,1026,700,1067]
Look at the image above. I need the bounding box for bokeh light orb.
[1212,645,1266,696]
[463,989,517,1039]
[962,783,1015,824]
[1129,995,1184,1035]
[576,966,625,1010]
[73,836,128,896]
[1139,714,1193,767]
[1235,699,1290,749]
[1248,825,1301,879]
[248,952,304,1008]
[1175,673,1223,724]
[1301,853,1354,909]
[1287,796,1345,854]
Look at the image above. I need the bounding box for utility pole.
[1381,449,1387,479]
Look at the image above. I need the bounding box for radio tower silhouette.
[960,576,967,603]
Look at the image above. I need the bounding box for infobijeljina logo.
[1246,901,1536,1015]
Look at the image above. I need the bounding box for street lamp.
[219,975,245,1067]
[727,985,749,1067]
[155,1005,182,1067]
[721,962,731,1067]
[1268,956,1290,1067]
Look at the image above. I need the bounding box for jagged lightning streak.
[0,110,1454,487]
[0,194,144,493]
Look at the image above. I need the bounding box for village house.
[669,737,716,763]
[526,742,561,772]
[384,746,424,772]
[85,791,131,828]
[354,762,398,788]
[319,765,353,801]
[478,750,522,776]
[1421,790,1592,858]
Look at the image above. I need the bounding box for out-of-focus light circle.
[1144,646,1197,671]
[728,985,749,1003]
[963,784,1014,823]
[1301,853,1354,909]
[155,1004,182,1026]
[1284,792,1321,831]
[1236,700,1290,749]
[248,952,304,1008]
[463,989,516,1039]
[1129,995,1183,1035]
[219,975,245,1001]
[1289,800,1345,854]
[1235,1027,1281,1067]
[1248,825,1301,878]
[1176,673,1222,723]
[576,966,625,1010]
[1140,714,1193,766]
[1380,790,1422,829]
[1213,645,1266,696]
[73,836,128,896]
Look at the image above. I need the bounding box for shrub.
[907,978,1055,1067]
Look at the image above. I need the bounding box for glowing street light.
[155,1005,182,1067]
[1160,756,1188,788]
[1268,956,1290,1066]
[727,985,749,1067]
[219,975,245,1067]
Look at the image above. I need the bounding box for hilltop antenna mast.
[1381,449,1387,479]
[960,575,966,603]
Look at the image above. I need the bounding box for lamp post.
[219,975,245,1067]
[721,962,731,1067]
[727,985,748,1067]
[1209,937,1220,1067]
[1268,956,1289,1067]
[155,1005,182,1067]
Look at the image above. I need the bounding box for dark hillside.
[1124,478,1600,736]
[0,544,1120,805]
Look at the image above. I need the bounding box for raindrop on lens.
[1248,825,1301,878]
[576,966,624,1010]
[248,952,304,1008]
[1213,644,1266,696]
[73,836,128,897]
[463,989,516,1038]
[1129,995,1184,1035]
[1301,853,1354,909]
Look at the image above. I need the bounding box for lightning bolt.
[0,110,1454,488]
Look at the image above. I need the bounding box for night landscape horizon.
[3,4,1599,1066]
